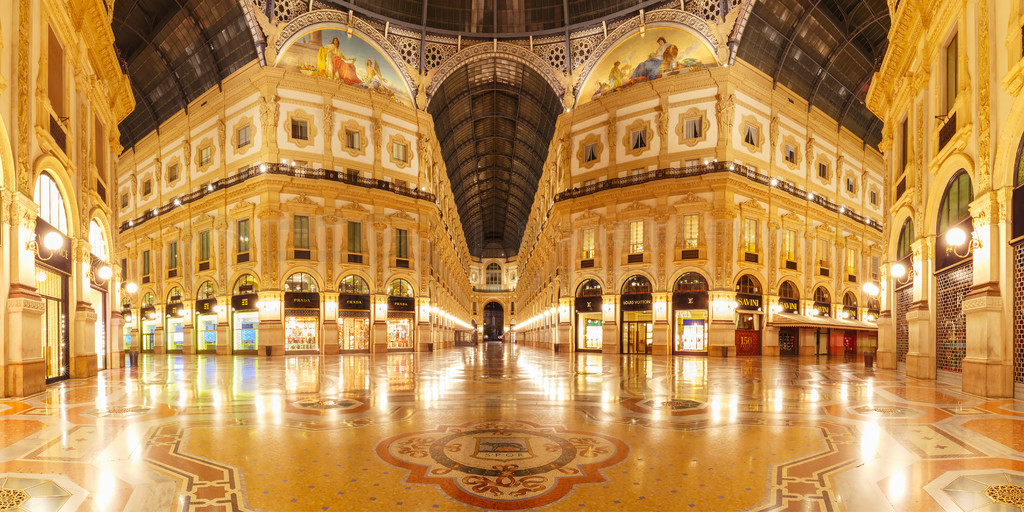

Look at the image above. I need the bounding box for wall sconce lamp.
[87,265,113,283]
[124,282,139,294]
[945,227,982,259]
[890,261,917,285]
[862,282,880,297]
[26,232,64,261]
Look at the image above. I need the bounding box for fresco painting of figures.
[277,28,412,106]
[578,26,717,106]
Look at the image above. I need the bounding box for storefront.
[812,286,832,355]
[778,281,800,356]
[121,305,133,351]
[672,273,709,354]
[338,275,371,352]
[33,176,72,382]
[165,301,185,353]
[284,292,320,353]
[574,279,603,352]
[386,278,416,351]
[620,275,653,354]
[195,297,218,353]
[734,275,763,356]
[140,304,157,353]
[88,255,110,370]
[231,277,260,354]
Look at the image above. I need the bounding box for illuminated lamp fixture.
[27,231,65,261]
[207,183,215,191]
[259,164,267,173]
[862,282,880,297]
[866,313,877,322]
[807,192,815,200]
[173,198,181,206]
[87,264,113,283]
[125,282,139,294]
[128,220,134,227]
[890,261,916,286]
[152,208,159,216]
[770,178,778,187]
[945,226,982,258]
[839,206,845,214]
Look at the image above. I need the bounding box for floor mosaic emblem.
[377,420,628,509]
[0,475,79,512]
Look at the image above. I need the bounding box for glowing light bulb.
[98,266,113,280]
[43,231,64,251]
[125,282,138,294]
[945,227,967,247]
[890,263,907,279]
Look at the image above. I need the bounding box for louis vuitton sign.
[672,292,708,310]
[620,293,653,311]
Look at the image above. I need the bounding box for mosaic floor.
[2,344,1024,511]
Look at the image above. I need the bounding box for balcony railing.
[554,161,883,233]
[119,162,437,232]
[473,285,514,293]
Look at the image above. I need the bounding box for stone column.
[108,311,124,369]
[601,294,619,354]
[651,292,669,355]
[556,297,572,353]
[372,294,388,353]
[416,297,431,352]
[6,195,46,396]
[905,238,935,379]
[876,265,897,369]
[182,323,195,355]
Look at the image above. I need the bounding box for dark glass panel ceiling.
[737,0,888,147]
[428,58,562,258]
[113,0,258,149]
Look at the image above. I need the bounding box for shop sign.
[232,293,259,311]
[338,293,371,311]
[166,302,185,317]
[736,293,762,311]
[388,296,415,312]
[196,299,217,315]
[672,292,708,310]
[284,292,320,309]
[34,218,72,272]
[867,308,880,317]
[779,297,799,313]
[620,293,653,311]
[813,302,832,316]
[574,296,602,313]
[843,306,857,319]
[140,306,157,320]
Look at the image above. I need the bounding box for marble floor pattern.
[2,344,1024,511]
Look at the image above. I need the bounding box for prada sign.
[813,302,832,316]
[574,296,602,313]
[232,293,259,311]
[735,293,762,311]
[196,299,217,314]
[284,292,320,309]
[338,293,370,311]
[620,293,653,311]
[166,302,185,318]
[779,297,799,313]
[388,296,415,312]
[672,292,708,310]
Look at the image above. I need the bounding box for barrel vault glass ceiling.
[112,0,889,258]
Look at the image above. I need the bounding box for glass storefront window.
[197,314,217,351]
[578,314,603,350]
[141,320,157,351]
[339,316,370,350]
[233,311,259,351]
[674,309,708,352]
[285,315,318,351]
[387,318,413,349]
[167,317,185,351]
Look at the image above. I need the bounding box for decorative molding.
[231,116,255,155]
[426,41,565,99]
[339,119,368,158]
[284,109,317,149]
[575,132,603,169]
[676,107,710,147]
[780,134,801,171]
[739,114,764,154]
[193,137,216,174]
[621,118,654,157]
[387,132,412,169]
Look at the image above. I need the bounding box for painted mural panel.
[277,27,412,106]
[578,27,717,106]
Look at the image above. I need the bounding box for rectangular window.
[685,159,700,168]
[237,125,251,148]
[785,144,796,163]
[819,239,831,266]
[744,124,758,146]
[900,117,909,172]
[395,229,409,259]
[818,162,828,179]
[583,143,598,162]
[870,190,878,205]
[142,250,151,277]
[120,258,127,282]
[345,130,360,149]
[168,241,178,269]
[629,220,644,254]
[168,164,179,183]
[294,215,310,250]
[846,248,856,275]
[199,230,210,262]
[347,221,362,253]
[630,129,647,150]
[684,118,702,139]
[682,214,699,249]
[782,229,796,262]
[392,143,407,163]
[200,147,211,166]
[94,116,106,178]
[291,119,308,140]
[630,168,644,176]
[121,193,129,208]
[581,228,595,259]
[945,33,958,113]
[47,27,65,117]
[143,179,152,196]
[583,179,595,187]
[742,218,758,253]
[847,177,855,193]
[871,255,880,280]
[237,219,250,254]
[347,169,360,180]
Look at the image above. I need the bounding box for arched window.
[339,275,370,294]
[735,275,761,295]
[387,278,414,297]
[937,171,973,233]
[167,286,183,303]
[486,263,502,285]
[843,292,858,308]
[285,272,319,292]
[34,172,68,234]
[779,281,799,299]
[813,286,831,304]
[674,272,708,292]
[233,274,259,294]
[142,292,155,307]
[197,281,217,300]
[89,220,108,260]
[621,275,652,294]
[577,279,603,297]
[1015,133,1024,186]
[897,219,915,260]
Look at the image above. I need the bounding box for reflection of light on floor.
[887,469,906,500]
[729,395,738,423]
[840,383,849,401]
[95,469,116,511]
[711,396,722,423]
[860,422,880,461]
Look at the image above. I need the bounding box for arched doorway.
[165,286,185,353]
[195,281,218,353]
[231,274,260,353]
[620,275,653,354]
[283,272,320,353]
[841,291,859,356]
[386,278,415,351]
[672,273,709,354]
[483,302,504,341]
[734,275,763,356]
[812,286,832,355]
[88,219,112,369]
[34,172,72,382]
[778,280,800,356]
[894,218,914,364]
[575,279,603,351]
[338,275,371,352]
[935,171,974,377]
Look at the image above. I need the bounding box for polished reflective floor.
[2,343,1024,511]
